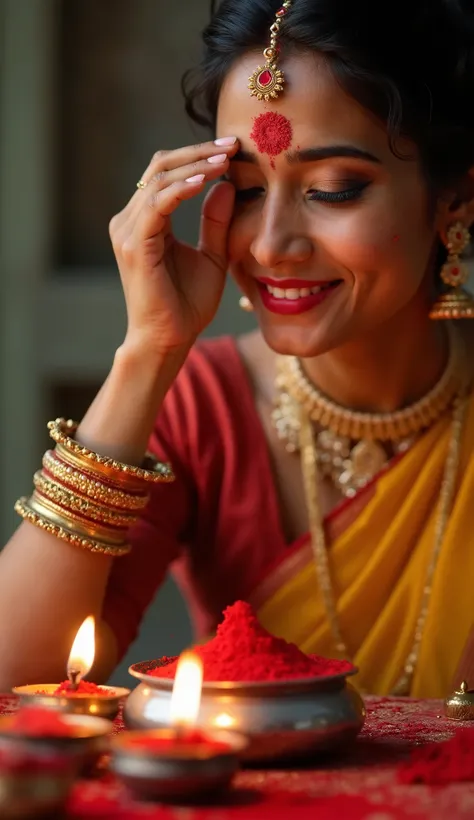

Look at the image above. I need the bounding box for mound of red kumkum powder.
[52,680,113,696]
[7,707,75,737]
[155,601,354,682]
[397,729,474,785]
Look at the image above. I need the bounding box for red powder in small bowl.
[153,601,355,683]
[125,730,230,755]
[35,681,115,697]
[6,707,75,738]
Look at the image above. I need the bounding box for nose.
[249,197,313,271]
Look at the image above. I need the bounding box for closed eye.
[233,181,370,205]
[307,183,370,203]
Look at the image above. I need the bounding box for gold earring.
[239,296,254,312]
[430,222,474,319]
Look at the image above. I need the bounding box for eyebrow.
[231,145,381,165]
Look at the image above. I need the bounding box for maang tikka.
[248,1,293,101]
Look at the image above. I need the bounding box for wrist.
[120,330,194,368]
[115,334,192,399]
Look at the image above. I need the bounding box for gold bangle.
[33,471,139,530]
[28,491,128,545]
[43,450,149,511]
[15,498,131,557]
[48,419,175,486]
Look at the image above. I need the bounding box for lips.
[256,278,342,316]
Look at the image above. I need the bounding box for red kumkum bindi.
[250,111,293,169]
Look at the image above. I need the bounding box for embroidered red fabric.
[1,695,473,818]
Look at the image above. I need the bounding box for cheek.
[321,192,433,287]
[228,212,254,263]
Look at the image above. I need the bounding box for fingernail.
[185,173,205,183]
[207,153,228,164]
[214,136,237,146]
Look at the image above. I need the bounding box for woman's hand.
[109,137,238,355]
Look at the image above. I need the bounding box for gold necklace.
[273,325,464,497]
[299,392,468,696]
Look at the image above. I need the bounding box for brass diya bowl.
[12,683,130,720]
[0,713,113,774]
[125,658,365,763]
[0,713,113,817]
[110,728,247,801]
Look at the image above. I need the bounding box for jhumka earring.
[239,296,254,312]
[430,222,474,319]
[248,1,293,101]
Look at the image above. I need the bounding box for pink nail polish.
[185,174,205,183]
[214,136,237,146]
[207,153,228,164]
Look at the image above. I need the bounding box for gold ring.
[136,179,148,190]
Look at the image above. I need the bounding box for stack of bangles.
[14,418,174,557]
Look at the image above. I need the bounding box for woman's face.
[217,51,440,357]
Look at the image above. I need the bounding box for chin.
[257,317,349,359]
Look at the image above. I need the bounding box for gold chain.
[276,324,462,442]
[299,392,468,695]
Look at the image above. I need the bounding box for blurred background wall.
[0,0,256,685]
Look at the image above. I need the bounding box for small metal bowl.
[0,713,112,818]
[0,757,76,819]
[125,658,365,763]
[0,712,113,776]
[110,728,247,802]
[12,683,130,720]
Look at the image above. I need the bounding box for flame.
[169,651,203,728]
[67,616,95,680]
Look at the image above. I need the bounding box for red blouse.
[102,336,289,660]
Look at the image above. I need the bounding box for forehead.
[217,51,391,158]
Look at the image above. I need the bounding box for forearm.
[76,336,191,464]
[0,340,190,689]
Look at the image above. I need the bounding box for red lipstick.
[256,278,341,316]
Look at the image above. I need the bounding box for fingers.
[131,163,225,246]
[199,181,236,272]
[110,137,239,257]
[140,137,238,184]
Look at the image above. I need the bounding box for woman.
[2,0,474,697]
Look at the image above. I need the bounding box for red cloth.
[102,337,290,660]
[1,696,474,818]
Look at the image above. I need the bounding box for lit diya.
[13,615,130,719]
[125,601,365,763]
[111,652,247,801]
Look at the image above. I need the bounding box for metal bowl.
[0,764,75,819]
[124,658,365,763]
[0,713,113,775]
[12,683,130,720]
[111,728,247,801]
[0,713,112,817]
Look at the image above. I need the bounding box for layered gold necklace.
[272,326,469,694]
[272,324,463,497]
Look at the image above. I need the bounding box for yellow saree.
[249,391,474,698]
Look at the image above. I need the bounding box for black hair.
[183,0,474,193]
